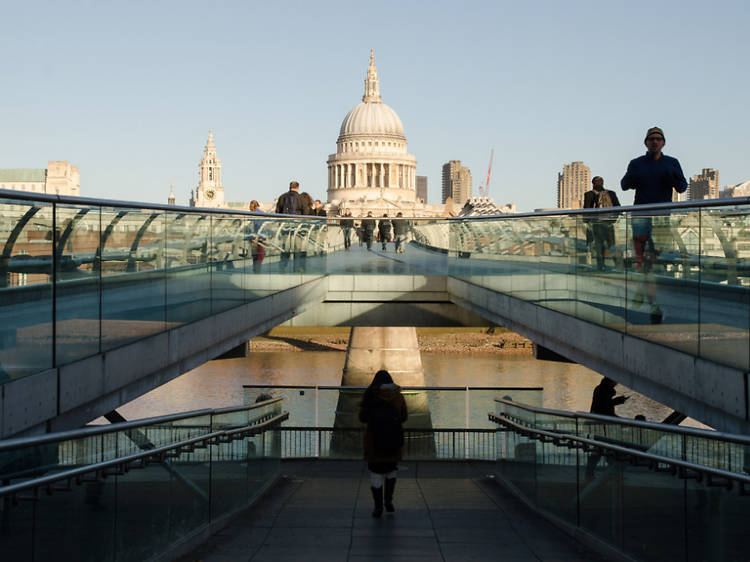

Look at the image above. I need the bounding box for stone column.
[331,327,435,457]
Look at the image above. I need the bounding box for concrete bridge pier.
[332,327,435,457]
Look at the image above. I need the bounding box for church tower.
[194,130,225,208]
[167,182,176,205]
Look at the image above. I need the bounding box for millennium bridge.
[1,189,749,561]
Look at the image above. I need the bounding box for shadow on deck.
[179,460,605,562]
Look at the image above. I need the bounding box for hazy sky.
[2,0,748,211]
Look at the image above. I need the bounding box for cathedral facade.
[177,53,446,217]
[326,52,443,217]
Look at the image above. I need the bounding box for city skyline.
[2,1,748,212]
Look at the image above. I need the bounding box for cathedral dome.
[327,51,418,209]
[339,101,405,140]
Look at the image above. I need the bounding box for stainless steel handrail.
[0,411,289,500]
[489,412,750,489]
[446,196,750,220]
[279,426,496,432]
[0,189,327,220]
[493,397,750,446]
[4,188,748,220]
[243,385,543,391]
[0,397,283,452]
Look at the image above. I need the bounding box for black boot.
[370,486,383,517]
[384,478,396,513]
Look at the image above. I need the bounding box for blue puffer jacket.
[621,153,687,204]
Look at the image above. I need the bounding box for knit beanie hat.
[645,127,665,140]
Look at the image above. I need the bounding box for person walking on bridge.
[361,211,376,251]
[392,212,410,254]
[275,181,310,215]
[621,127,687,323]
[275,181,309,271]
[378,214,392,251]
[359,370,408,518]
[340,210,354,250]
[583,176,620,271]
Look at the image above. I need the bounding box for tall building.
[557,161,590,209]
[325,51,443,217]
[689,168,720,200]
[416,175,428,203]
[191,130,225,208]
[442,160,472,205]
[0,161,80,196]
[327,51,417,208]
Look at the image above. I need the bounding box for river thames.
[113,351,698,427]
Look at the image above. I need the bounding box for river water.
[116,352,695,427]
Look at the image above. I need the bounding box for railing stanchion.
[465,386,470,458]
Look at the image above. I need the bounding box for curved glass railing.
[440,200,750,371]
[490,398,750,562]
[0,399,286,561]
[2,190,749,385]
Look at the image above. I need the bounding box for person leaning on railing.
[585,377,629,482]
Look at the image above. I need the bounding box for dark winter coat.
[361,218,376,234]
[359,383,408,463]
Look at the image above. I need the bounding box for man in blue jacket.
[621,127,687,204]
[620,127,687,323]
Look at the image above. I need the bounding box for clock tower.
[194,129,225,208]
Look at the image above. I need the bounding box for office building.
[416,175,427,203]
[442,161,472,205]
[689,168,720,200]
[557,161,590,209]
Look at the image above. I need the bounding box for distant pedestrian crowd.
[273,180,413,254]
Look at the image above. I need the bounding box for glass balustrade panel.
[210,214,247,314]
[100,207,166,351]
[165,212,211,325]
[0,199,54,380]
[55,204,101,365]
[699,205,750,370]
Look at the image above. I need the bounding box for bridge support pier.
[533,343,576,363]
[215,341,250,360]
[332,327,435,456]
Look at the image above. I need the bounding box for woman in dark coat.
[359,370,408,517]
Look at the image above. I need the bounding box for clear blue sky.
[2,0,748,211]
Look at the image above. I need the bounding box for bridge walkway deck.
[180,460,605,562]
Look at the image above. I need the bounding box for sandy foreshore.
[249,327,533,354]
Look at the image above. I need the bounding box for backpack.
[369,400,404,454]
[281,191,300,215]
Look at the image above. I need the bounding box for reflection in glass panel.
[210,214,247,314]
[34,478,117,562]
[165,212,211,325]
[100,208,166,351]
[55,204,101,365]
[0,199,54,380]
[700,205,750,370]
[576,211,629,331]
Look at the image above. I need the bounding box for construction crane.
[477,148,494,198]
